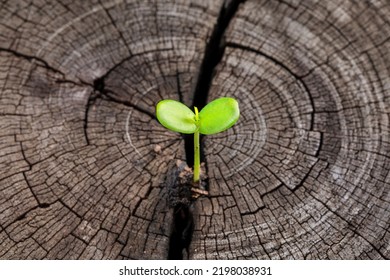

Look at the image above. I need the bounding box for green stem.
[193,107,200,183]
[194,130,200,183]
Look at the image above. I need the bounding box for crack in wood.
[184,0,246,172]
[168,205,194,259]
[168,0,246,260]
[0,47,65,77]
[83,90,99,146]
[82,77,156,146]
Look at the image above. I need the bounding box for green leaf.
[199,97,239,135]
[156,99,197,134]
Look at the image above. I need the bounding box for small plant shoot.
[156,97,239,183]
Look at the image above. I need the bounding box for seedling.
[156,97,239,183]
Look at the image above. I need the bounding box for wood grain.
[0,0,389,259]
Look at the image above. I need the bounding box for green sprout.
[156,97,240,183]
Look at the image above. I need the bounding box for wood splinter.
[190,187,209,199]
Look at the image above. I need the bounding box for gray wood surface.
[0,0,389,259]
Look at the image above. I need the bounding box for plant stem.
[194,129,200,183]
[193,107,200,183]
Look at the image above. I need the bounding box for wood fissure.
[184,0,246,171]
[171,0,245,259]
[0,47,65,77]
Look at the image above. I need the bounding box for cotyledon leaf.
[156,99,197,134]
[199,97,239,135]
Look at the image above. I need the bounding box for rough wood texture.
[0,0,389,259]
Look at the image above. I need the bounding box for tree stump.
[0,0,389,259]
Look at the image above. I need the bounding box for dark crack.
[315,132,324,158]
[168,205,194,259]
[0,47,65,76]
[100,89,156,120]
[80,45,176,148]
[22,172,41,207]
[191,0,245,110]
[184,0,245,181]
[175,69,184,103]
[12,202,53,225]
[83,76,156,145]
[168,0,245,260]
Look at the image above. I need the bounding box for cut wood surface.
[0,0,389,259]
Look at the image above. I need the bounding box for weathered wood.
[0,0,223,259]
[1,0,389,259]
[190,0,390,259]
